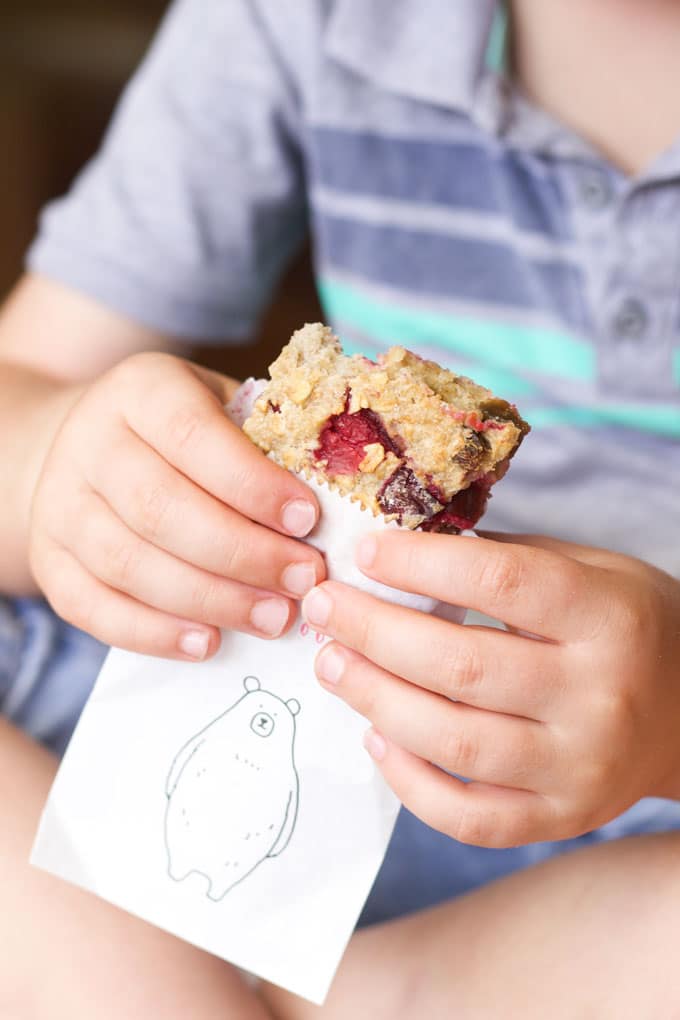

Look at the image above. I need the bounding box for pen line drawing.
[164,676,301,901]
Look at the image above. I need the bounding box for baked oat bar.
[243,323,530,532]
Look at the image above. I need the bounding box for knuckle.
[452,801,537,848]
[137,482,174,541]
[165,404,208,456]
[437,717,479,774]
[578,751,619,796]
[478,551,525,607]
[353,608,379,660]
[188,575,223,623]
[447,802,491,846]
[551,561,588,619]
[106,537,140,591]
[599,686,636,736]
[215,533,248,581]
[613,584,659,645]
[403,540,428,584]
[435,641,483,698]
[228,460,271,512]
[586,672,638,745]
[112,350,170,384]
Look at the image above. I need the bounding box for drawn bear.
[164,676,300,900]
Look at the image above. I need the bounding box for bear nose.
[250,712,275,737]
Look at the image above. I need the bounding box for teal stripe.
[524,404,680,438]
[319,276,595,381]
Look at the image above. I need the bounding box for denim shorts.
[3,595,680,927]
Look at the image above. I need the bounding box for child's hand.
[302,531,680,848]
[29,352,325,660]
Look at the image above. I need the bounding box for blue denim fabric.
[359,797,680,926]
[0,597,107,757]
[3,595,679,926]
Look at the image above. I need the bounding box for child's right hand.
[28,352,325,661]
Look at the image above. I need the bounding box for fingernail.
[281,499,316,538]
[282,561,317,598]
[302,586,332,629]
[317,645,345,685]
[356,534,377,571]
[250,598,289,637]
[179,629,210,661]
[363,728,387,762]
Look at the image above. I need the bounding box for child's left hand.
[302,531,680,848]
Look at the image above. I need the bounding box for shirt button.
[579,169,613,210]
[612,298,649,340]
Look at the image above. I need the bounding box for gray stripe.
[319,263,590,339]
[313,186,578,265]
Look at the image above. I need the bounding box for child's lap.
[3,596,680,926]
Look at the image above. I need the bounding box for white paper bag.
[31,380,466,1005]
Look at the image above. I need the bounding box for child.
[1,0,679,1015]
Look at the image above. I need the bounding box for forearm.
[0,273,189,597]
[0,360,82,596]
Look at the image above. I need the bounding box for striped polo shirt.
[29,0,680,574]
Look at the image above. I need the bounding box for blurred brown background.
[0,0,321,378]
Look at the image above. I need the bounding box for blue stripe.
[309,127,571,239]
[315,213,588,331]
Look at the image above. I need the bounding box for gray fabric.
[29,0,309,340]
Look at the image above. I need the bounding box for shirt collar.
[324,0,501,114]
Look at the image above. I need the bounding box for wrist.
[0,361,84,595]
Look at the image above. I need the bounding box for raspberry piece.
[423,482,490,533]
[315,408,400,475]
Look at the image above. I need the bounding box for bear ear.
[243,676,261,693]
[286,698,301,717]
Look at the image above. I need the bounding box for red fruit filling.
[421,482,491,533]
[315,408,400,475]
[445,409,506,432]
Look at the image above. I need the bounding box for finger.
[61,488,296,639]
[117,354,320,538]
[479,530,615,568]
[303,582,563,720]
[88,426,324,598]
[189,363,241,405]
[316,643,552,790]
[355,531,604,641]
[41,543,221,661]
[362,732,553,848]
